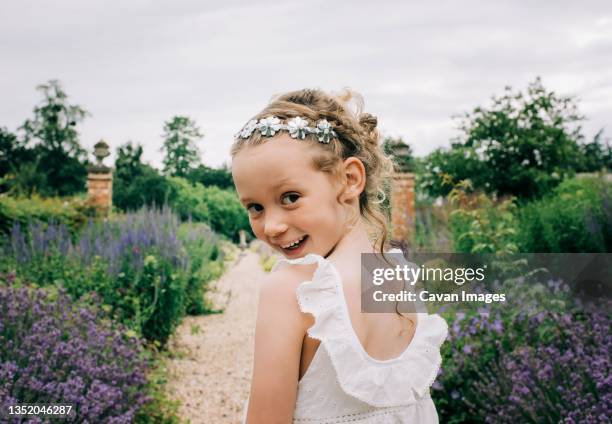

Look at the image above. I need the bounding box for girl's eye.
[281,193,300,205]
[246,204,263,215]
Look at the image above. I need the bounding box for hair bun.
[359,113,378,145]
[359,113,378,131]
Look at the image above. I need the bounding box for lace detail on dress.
[272,252,448,408]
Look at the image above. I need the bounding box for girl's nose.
[263,214,288,239]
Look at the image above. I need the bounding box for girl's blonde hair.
[231,88,395,255]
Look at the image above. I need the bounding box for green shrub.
[0,194,94,235]
[167,176,250,241]
[517,177,612,252]
[178,221,225,315]
[448,180,519,255]
[113,164,174,212]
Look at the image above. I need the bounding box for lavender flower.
[0,286,149,422]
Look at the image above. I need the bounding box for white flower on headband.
[258,116,281,137]
[316,119,335,144]
[287,117,309,139]
[239,119,258,139]
[234,115,337,143]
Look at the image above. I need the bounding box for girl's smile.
[232,134,346,259]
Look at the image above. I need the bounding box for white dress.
[243,250,448,424]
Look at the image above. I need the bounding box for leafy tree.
[576,129,612,172]
[187,163,234,189]
[0,127,20,177]
[19,80,89,196]
[422,77,585,199]
[161,116,203,177]
[115,141,145,181]
[0,128,39,193]
[113,142,172,211]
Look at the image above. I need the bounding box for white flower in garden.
[258,116,281,137]
[287,117,309,139]
[239,119,258,139]
[316,119,335,143]
[534,149,542,166]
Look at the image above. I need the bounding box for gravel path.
[165,248,269,424]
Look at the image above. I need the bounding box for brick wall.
[390,172,415,242]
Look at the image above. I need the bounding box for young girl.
[231,89,448,423]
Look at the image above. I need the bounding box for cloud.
[0,0,610,166]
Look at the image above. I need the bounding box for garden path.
[165,247,269,424]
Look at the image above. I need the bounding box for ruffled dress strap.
[272,252,449,408]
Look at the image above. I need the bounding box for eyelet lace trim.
[272,253,448,408]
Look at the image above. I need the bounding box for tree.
[576,129,612,173]
[161,116,203,177]
[115,141,145,181]
[113,141,172,211]
[0,127,20,178]
[187,163,234,189]
[19,80,89,196]
[421,77,585,199]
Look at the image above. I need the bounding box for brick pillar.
[391,172,415,242]
[87,171,113,214]
[87,139,113,215]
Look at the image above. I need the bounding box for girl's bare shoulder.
[258,262,317,325]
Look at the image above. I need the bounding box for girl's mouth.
[281,235,308,256]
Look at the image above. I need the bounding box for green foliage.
[576,129,612,172]
[113,142,173,211]
[421,77,584,199]
[18,80,89,196]
[138,255,187,344]
[200,185,251,242]
[516,176,612,252]
[178,222,225,315]
[445,176,612,255]
[0,194,94,235]
[187,163,234,189]
[420,148,487,198]
[0,127,19,178]
[134,350,182,424]
[167,176,250,241]
[166,176,210,221]
[161,116,203,178]
[448,180,519,255]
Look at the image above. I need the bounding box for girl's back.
[273,251,447,423]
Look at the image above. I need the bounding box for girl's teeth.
[283,235,305,249]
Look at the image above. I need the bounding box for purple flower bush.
[0,285,148,423]
[1,206,222,345]
[468,310,610,423]
[434,278,611,423]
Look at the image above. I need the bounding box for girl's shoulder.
[258,259,319,330]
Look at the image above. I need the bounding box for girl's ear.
[339,157,366,204]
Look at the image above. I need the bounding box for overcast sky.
[1,0,611,168]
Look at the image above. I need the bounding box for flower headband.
[235,116,337,144]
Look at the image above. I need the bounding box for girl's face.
[232,135,347,258]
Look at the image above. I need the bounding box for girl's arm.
[245,266,311,424]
